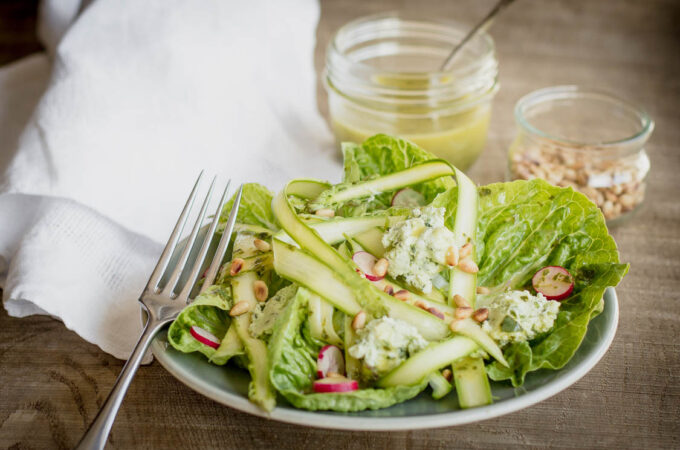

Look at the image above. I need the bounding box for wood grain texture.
[1,0,679,448]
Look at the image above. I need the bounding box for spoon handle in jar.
[440,0,516,71]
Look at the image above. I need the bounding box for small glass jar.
[508,86,654,223]
[325,13,499,170]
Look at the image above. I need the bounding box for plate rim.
[151,288,619,430]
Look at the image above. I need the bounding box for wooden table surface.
[1,0,679,448]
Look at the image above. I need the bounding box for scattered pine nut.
[445,246,459,266]
[394,289,410,301]
[229,258,245,276]
[315,208,335,218]
[383,285,394,296]
[352,311,367,330]
[476,286,490,295]
[253,280,268,302]
[472,308,489,322]
[373,258,389,277]
[459,242,473,259]
[452,294,470,308]
[454,306,473,320]
[414,300,428,310]
[441,369,452,382]
[326,371,343,378]
[427,307,445,320]
[229,300,250,316]
[449,319,464,333]
[253,238,270,252]
[458,257,479,274]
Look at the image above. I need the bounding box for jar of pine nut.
[508,86,654,223]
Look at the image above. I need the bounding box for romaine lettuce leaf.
[311,135,454,216]
[268,286,426,411]
[475,180,629,386]
[343,137,628,388]
[220,182,278,231]
[167,285,239,365]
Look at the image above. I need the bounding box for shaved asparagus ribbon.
[271,161,477,340]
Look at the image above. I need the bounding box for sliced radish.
[352,251,384,281]
[313,376,359,393]
[532,266,574,301]
[190,326,221,349]
[317,345,346,378]
[391,188,426,208]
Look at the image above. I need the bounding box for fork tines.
[146,173,243,302]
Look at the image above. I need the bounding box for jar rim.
[329,11,496,78]
[515,85,654,151]
[325,12,499,111]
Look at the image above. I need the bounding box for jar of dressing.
[325,13,499,170]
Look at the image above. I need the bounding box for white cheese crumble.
[382,207,455,294]
[349,317,428,377]
[477,290,561,347]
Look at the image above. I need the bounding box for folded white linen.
[0,0,340,359]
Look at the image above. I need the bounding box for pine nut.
[476,286,490,295]
[459,242,473,259]
[449,319,464,333]
[452,294,470,308]
[253,280,268,302]
[441,368,452,382]
[458,258,479,274]
[253,238,270,252]
[326,371,342,378]
[427,307,445,320]
[229,300,250,316]
[445,246,459,266]
[414,300,428,310]
[454,306,473,320]
[394,290,410,301]
[472,308,489,322]
[373,258,389,277]
[229,258,245,276]
[352,311,367,330]
[383,285,394,296]
[315,208,335,218]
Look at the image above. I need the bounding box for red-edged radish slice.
[316,345,346,378]
[391,188,425,208]
[313,376,359,393]
[190,326,221,349]
[532,266,574,301]
[352,251,384,281]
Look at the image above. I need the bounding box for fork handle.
[76,316,170,450]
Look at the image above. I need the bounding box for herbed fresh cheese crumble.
[477,290,560,347]
[349,317,428,378]
[382,207,454,294]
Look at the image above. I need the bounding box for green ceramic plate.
[150,288,618,430]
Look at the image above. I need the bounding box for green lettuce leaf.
[268,287,426,411]
[475,180,629,386]
[167,285,240,365]
[220,182,278,231]
[311,135,454,216]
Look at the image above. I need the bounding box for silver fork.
[76,174,243,449]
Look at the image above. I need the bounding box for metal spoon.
[440,0,516,71]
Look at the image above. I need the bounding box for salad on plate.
[167,134,628,412]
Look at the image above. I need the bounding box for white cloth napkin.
[0,0,340,360]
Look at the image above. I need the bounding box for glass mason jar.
[325,13,499,170]
[508,86,654,224]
